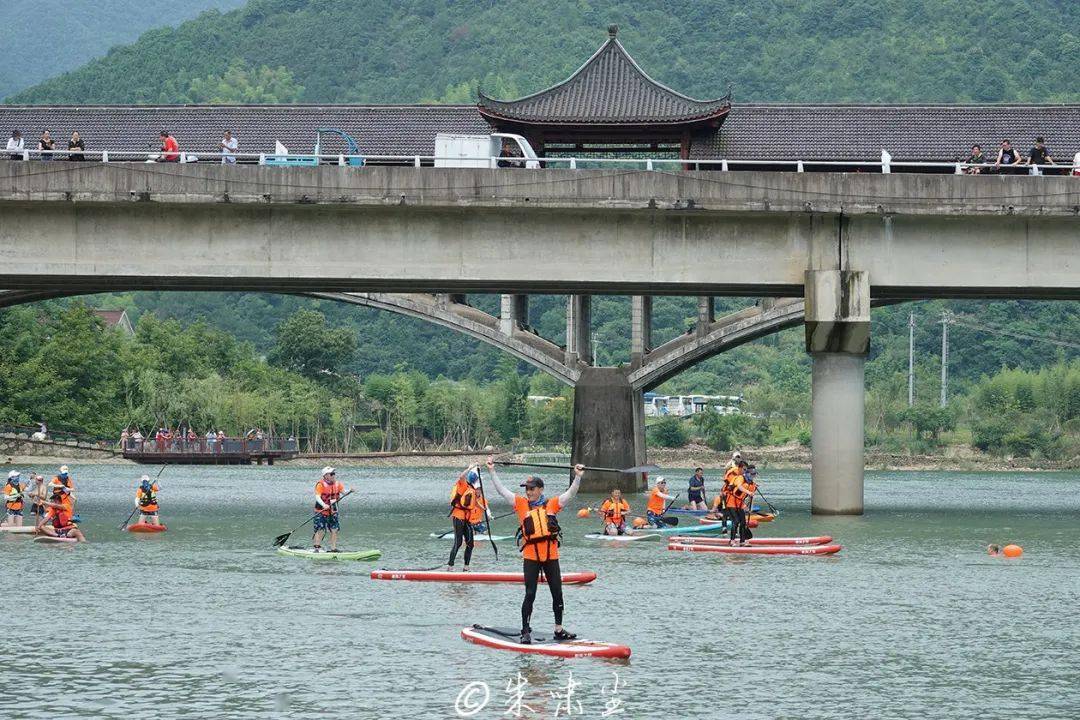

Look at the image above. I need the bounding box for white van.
[434,133,539,169]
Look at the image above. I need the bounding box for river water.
[2,464,1078,720]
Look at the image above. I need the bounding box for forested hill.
[11,0,1080,105]
[0,0,245,102]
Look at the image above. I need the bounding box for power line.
[946,314,1080,351]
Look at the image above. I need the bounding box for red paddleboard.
[370,569,597,585]
[668,542,841,556]
[461,625,630,659]
[700,517,758,528]
[127,523,167,533]
[33,535,77,544]
[669,535,833,547]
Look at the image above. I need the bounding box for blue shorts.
[646,511,666,528]
[6,508,23,517]
[313,514,340,532]
[688,490,705,503]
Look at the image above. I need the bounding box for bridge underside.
[3,165,1078,510]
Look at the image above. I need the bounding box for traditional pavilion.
[477,25,731,160]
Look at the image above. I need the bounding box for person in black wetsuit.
[687,467,707,510]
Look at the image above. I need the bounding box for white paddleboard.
[0,526,38,534]
[584,533,661,542]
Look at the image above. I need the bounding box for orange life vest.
[467,494,488,525]
[136,483,159,512]
[449,479,476,521]
[314,480,343,516]
[600,498,629,524]
[514,496,562,562]
[646,489,667,515]
[4,482,23,512]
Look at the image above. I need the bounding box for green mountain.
[11,0,1080,105]
[0,0,245,102]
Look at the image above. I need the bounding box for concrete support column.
[565,295,593,366]
[438,293,467,306]
[805,270,870,515]
[571,367,646,492]
[630,295,652,368]
[499,294,529,336]
[696,296,714,336]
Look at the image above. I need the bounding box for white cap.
[321,467,336,476]
[655,476,667,485]
[59,465,69,474]
[140,474,150,482]
[731,452,742,460]
[7,470,20,480]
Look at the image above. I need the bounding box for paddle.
[495,460,659,475]
[120,465,166,530]
[475,465,499,560]
[659,492,680,526]
[272,489,354,548]
[755,488,779,515]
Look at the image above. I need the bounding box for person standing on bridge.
[158,130,179,162]
[1026,136,1055,173]
[7,129,24,160]
[312,467,348,552]
[994,139,1020,174]
[485,456,582,645]
[219,130,238,164]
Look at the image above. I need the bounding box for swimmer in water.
[987,544,1001,556]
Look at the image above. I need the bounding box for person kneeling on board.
[134,475,162,526]
[447,465,484,571]
[646,477,675,528]
[3,471,26,527]
[485,456,582,645]
[37,484,86,542]
[312,467,348,552]
[599,489,630,536]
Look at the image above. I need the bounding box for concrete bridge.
[1,162,1077,512]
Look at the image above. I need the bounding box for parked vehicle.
[434,133,539,168]
[262,128,365,167]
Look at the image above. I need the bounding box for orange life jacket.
[519,505,561,561]
[4,482,23,511]
[136,484,159,512]
[600,498,629,524]
[467,494,488,525]
[314,480,343,516]
[449,479,476,521]
[646,489,667,515]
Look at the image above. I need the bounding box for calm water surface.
[2,465,1078,719]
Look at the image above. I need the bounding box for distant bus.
[643,393,743,417]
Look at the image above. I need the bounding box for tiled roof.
[0,105,487,157]
[1,102,1077,162]
[477,27,730,125]
[691,104,1080,162]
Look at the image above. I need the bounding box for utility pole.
[940,311,949,407]
[592,331,600,366]
[908,311,915,407]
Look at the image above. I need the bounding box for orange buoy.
[1002,544,1023,558]
[576,508,590,518]
[631,517,647,529]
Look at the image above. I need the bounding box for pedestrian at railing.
[6,129,23,160]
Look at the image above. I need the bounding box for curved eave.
[477,104,731,129]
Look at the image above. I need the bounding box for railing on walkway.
[5,148,1078,176]
[122,436,299,455]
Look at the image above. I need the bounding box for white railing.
[3,147,1078,176]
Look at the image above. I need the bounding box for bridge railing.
[122,436,299,455]
[4,147,1078,175]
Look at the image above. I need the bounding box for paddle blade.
[621,464,660,474]
[661,517,680,526]
[272,532,291,548]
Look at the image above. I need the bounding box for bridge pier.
[630,295,652,368]
[565,295,593,365]
[806,270,870,515]
[571,367,646,493]
[500,294,529,335]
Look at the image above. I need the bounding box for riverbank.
[5,443,1075,472]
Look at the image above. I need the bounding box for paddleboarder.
[37,484,86,542]
[134,474,162,527]
[598,489,630,536]
[447,466,483,571]
[2,471,25,527]
[312,467,348,553]
[52,465,76,503]
[28,474,46,520]
[645,477,675,528]
[485,456,583,645]
[687,467,707,510]
[733,466,758,545]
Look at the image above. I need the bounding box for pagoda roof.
[478,27,731,126]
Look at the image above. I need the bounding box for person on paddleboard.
[134,475,162,527]
[36,484,86,542]
[732,467,757,545]
[28,474,46,520]
[646,477,675,528]
[3,471,26,527]
[447,466,484,572]
[312,467,348,552]
[51,465,76,504]
[687,467,707,510]
[485,456,582,645]
[599,489,630,535]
